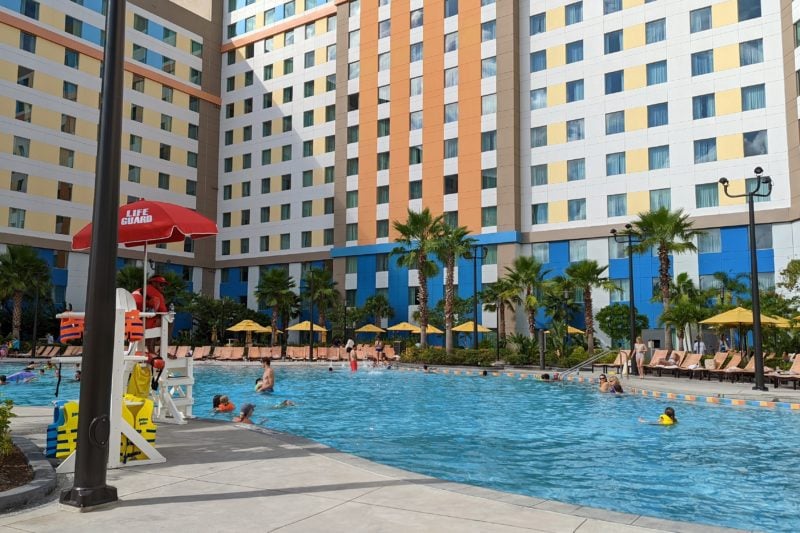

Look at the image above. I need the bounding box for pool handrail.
[560,348,615,379]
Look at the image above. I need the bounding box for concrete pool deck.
[7,405,749,533]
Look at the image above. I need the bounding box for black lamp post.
[495,296,501,362]
[719,167,772,391]
[610,224,642,376]
[562,287,570,358]
[303,276,315,361]
[466,245,488,349]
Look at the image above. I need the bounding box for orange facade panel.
[420,0,444,220]
[356,0,380,244]
[387,0,411,239]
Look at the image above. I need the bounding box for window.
[604,0,621,14]
[281,144,292,162]
[444,138,458,158]
[345,256,358,274]
[377,118,390,137]
[410,8,423,28]
[604,30,622,54]
[606,152,626,175]
[531,164,547,186]
[568,199,586,221]
[482,20,497,41]
[65,49,79,68]
[566,80,584,102]
[607,194,626,217]
[376,254,390,272]
[444,0,458,17]
[690,7,711,33]
[444,31,458,52]
[567,159,585,181]
[191,40,202,57]
[695,183,719,208]
[304,51,315,68]
[302,200,313,218]
[11,172,27,193]
[280,234,290,250]
[532,204,548,225]
[378,85,390,103]
[482,207,497,227]
[325,166,334,183]
[481,131,497,152]
[160,114,172,132]
[410,43,423,62]
[647,60,667,85]
[377,152,390,170]
[159,144,171,160]
[409,146,422,165]
[698,228,721,253]
[530,89,547,110]
[186,180,196,196]
[158,172,170,190]
[223,184,232,200]
[648,146,670,170]
[482,57,496,78]
[647,103,668,127]
[347,125,359,143]
[378,19,390,38]
[348,61,360,80]
[650,188,671,210]
[376,220,389,238]
[280,204,291,220]
[646,18,665,43]
[694,138,717,163]
[605,71,623,94]
[531,126,547,148]
[482,168,497,189]
[569,240,587,262]
[693,93,715,119]
[59,148,74,168]
[566,40,583,63]
[691,51,714,76]
[566,2,582,25]
[741,84,766,111]
[530,51,546,72]
[754,224,772,248]
[128,165,140,183]
[739,39,763,66]
[444,67,458,87]
[327,44,336,61]
[738,0,761,21]
[189,68,201,85]
[187,152,197,168]
[377,186,389,204]
[61,114,76,134]
[13,136,30,158]
[19,31,36,53]
[281,174,292,191]
[15,101,31,122]
[746,178,771,203]
[530,13,545,35]
[532,242,549,263]
[409,181,422,199]
[482,94,496,115]
[605,111,625,135]
[743,130,768,156]
[8,208,25,229]
[567,119,584,141]
[63,82,78,101]
[410,111,423,130]
[17,66,33,87]
[347,158,359,175]
[346,224,358,241]
[609,279,629,303]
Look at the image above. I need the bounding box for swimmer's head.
[220,395,229,404]
[0,375,6,384]
[664,406,676,420]
[239,403,255,418]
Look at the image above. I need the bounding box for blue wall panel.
[387,254,409,321]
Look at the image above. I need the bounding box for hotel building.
[2,0,800,335]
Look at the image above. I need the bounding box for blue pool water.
[3,361,799,532]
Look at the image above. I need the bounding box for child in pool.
[214,394,235,412]
[639,406,677,425]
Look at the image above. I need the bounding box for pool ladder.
[559,349,616,380]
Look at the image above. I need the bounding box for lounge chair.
[229,347,245,361]
[707,353,743,381]
[175,346,190,358]
[727,356,774,383]
[215,346,233,360]
[691,351,732,379]
[315,346,327,360]
[193,346,210,360]
[767,357,800,388]
[649,351,686,376]
[673,353,703,377]
[591,350,628,374]
[643,350,669,375]
[167,345,177,357]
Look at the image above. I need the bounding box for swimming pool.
[3,361,799,532]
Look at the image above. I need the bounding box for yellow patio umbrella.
[410,324,444,334]
[567,325,585,335]
[227,319,268,346]
[254,324,281,334]
[699,307,780,326]
[452,321,491,333]
[387,321,419,332]
[286,320,327,332]
[355,323,386,333]
[767,316,792,329]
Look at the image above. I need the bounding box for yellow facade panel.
[76,120,96,140]
[714,44,739,72]
[624,24,646,50]
[230,239,240,255]
[140,169,157,188]
[312,230,323,247]
[712,0,739,28]
[166,241,183,252]
[38,5,63,31]
[549,161,567,184]
[627,191,649,215]
[0,60,16,82]
[312,199,324,216]
[0,207,7,227]
[81,56,102,78]
[716,88,742,115]
[27,212,55,234]
[72,185,94,205]
[0,26,19,47]
[144,78,161,99]
[717,133,744,160]
[549,200,567,223]
[719,179,747,205]
[273,33,284,49]
[33,72,62,99]
[174,63,190,84]
[546,45,565,68]
[545,6,565,31]
[176,34,191,55]
[74,151,94,172]
[77,87,98,109]
[315,77,326,94]
[547,83,566,107]
[315,47,326,65]
[548,122,566,145]
[623,0,644,8]
[625,107,647,131]
[270,234,280,251]
[315,18,327,35]
[624,65,646,91]
[37,39,63,63]
[313,106,324,124]
[0,97,13,118]
[274,60,284,77]
[37,143,59,166]
[313,137,325,155]
[627,148,648,174]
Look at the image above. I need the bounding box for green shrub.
[0,399,14,457]
[400,347,498,367]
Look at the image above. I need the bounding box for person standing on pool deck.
[256,358,275,392]
[633,337,647,378]
[345,338,357,371]
[374,336,384,362]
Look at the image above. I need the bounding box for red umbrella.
[72,200,218,303]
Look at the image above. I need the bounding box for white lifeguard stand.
[51,288,195,473]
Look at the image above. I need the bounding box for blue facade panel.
[387,255,409,321]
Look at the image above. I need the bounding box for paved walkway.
[5,405,748,533]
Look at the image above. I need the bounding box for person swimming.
[213,394,235,412]
[273,400,296,408]
[640,406,677,425]
[233,403,255,424]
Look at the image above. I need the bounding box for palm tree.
[505,256,549,339]
[363,293,394,327]
[255,267,296,347]
[303,267,338,336]
[432,224,476,354]
[0,245,50,341]
[630,207,702,351]
[480,278,519,343]
[660,297,709,351]
[116,265,143,293]
[392,208,444,348]
[565,260,616,353]
[711,271,748,306]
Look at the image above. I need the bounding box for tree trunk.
[271,305,278,347]
[658,245,673,351]
[526,288,536,338]
[677,331,685,351]
[584,288,594,354]
[499,304,506,342]
[444,256,454,355]
[418,257,429,348]
[12,291,23,341]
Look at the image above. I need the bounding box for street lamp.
[495,296,501,362]
[610,224,642,376]
[465,245,488,349]
[719,167,772,391]
[302,276,315,361]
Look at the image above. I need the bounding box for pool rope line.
[396,366,800,411]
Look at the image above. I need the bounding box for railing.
[559,348,616,379]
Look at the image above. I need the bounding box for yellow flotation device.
[658,414,675,425]
[127,363,152,398]
[121,394,158,461]
[46,401,79,459]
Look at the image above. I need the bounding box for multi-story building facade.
[2,0,800,338]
